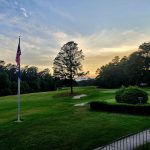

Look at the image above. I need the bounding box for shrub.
[115,86,125,103]
[115,86,148,104]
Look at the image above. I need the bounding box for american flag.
[16,37,21,66]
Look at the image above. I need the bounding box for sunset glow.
[1,0,150,77]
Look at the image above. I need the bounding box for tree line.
[0,41,149,96]
[95,42,150,88]
[0,61,56,96]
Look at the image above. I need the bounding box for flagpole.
[17,64,21,122]
[16,36,22,122]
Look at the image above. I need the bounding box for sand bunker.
[72,94,87,99]
[74,102,89,107]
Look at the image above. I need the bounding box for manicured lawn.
[0,87,150,150]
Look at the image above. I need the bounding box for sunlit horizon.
[1,0,150,77]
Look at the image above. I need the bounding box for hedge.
[90,101,150,115]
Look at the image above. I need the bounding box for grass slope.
[0,87,150,150]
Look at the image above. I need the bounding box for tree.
[96,56,125,88]
[95,42,150,88]
[0,60,5,72]
[53,41,86,94]
[77,78,95,86]
[39,69,56,91]
[0,60,56,96]
[21,66,40,92]
[0,72,11,96]
[128,51,144,85]
[5,63,17,81]
[139,42,150,85]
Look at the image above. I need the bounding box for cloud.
[1,7,150,77]
[30,0,74,22]
[20,7,29,17]
[1,27,150,76]
[48,5,74,22]
[1,0,150,77]
[0,13,7,20]
[14,1,18,5]
[49,29,150,76]
[73,29,149,54]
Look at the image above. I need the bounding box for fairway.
[0,87,150,150]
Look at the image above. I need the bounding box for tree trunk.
[70,78,73,94]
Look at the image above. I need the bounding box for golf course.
[0,87,150,150]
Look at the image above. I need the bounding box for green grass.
[135,143,150,150]
[0,87,150,150]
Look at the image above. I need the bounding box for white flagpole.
[16,36,22,122]
[17,65,21,122]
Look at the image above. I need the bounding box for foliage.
[115,86,125,103]
[77,78,96,86]
[115,86,148,104]
[96,42,150,88]
[0,72,12,96]
[0,61,56,96]
[53,41,87,94]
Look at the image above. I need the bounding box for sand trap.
[73,94,87,99]
[74,102,89,107]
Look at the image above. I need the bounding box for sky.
[1,0,150,77]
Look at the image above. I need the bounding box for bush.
[115,86,148,104]
[90,101,150,115]
[115,86,125,103]
[0,73,12,96]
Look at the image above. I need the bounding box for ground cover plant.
[0,87,150,150]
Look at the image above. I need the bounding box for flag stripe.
[16,37,21,66]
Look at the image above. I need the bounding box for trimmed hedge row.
[90,101,150,115]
